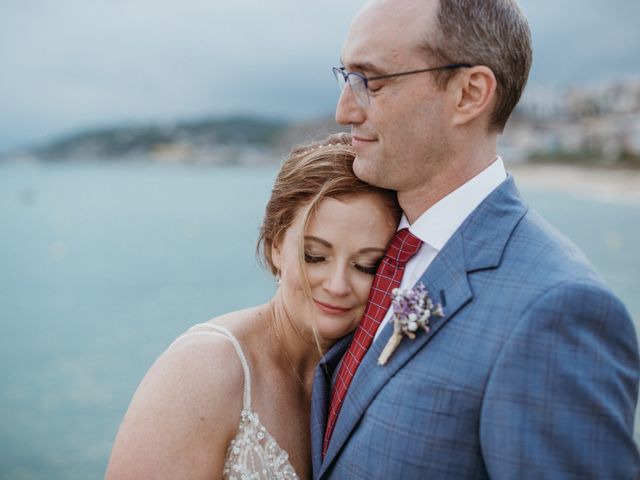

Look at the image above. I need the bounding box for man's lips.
[314,299,352,315]
[351,135,377,148]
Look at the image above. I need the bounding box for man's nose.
[335,85,366,126]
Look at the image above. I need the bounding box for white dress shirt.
[374,156,507,340]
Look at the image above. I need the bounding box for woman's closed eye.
[304,252,325,264]
[304,250,382,275]
[353,258,382,276]
[354,264,378,275]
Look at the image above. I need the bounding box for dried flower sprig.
[378,283,444,365]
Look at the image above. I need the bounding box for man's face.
[336,0,453,196]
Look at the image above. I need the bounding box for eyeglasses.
[333,63,472,107]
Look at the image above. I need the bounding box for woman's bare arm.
[105,331,244,479]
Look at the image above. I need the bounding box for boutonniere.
[378,282,444,365]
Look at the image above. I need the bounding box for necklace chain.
[270,302,306,389]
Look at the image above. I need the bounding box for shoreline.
[508,163,640,206]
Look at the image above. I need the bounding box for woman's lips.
[314,299,352,315]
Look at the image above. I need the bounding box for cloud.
[0,0,361,149]
[520,0,640,85]
[1,0,638,150]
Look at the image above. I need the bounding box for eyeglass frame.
[333,63,473,106]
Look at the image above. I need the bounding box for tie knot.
[385,228,422,266]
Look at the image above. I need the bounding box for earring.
[275,273,282,285]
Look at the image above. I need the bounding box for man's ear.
[450,66,497,127]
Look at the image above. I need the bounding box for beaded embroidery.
[223,409,298,480]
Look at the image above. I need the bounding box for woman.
[105,133,401,479]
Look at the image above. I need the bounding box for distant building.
[501,76,640,166]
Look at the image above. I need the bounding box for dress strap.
[177,324,252,411]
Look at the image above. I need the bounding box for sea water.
[0,162,638,479]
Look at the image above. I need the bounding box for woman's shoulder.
[165,310,259,395]
[186,304,271,357]
[105,309,261,479]
[135,325,245,432]
[165,305,270,396]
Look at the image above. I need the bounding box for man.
[311,0,640,478]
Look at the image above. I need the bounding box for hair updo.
[257,132,401,275]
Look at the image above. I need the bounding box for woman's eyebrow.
[304,236,331,248]
[305,236,386,255]
[358,247,386,254]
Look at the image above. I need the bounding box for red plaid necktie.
[323,228,422,456]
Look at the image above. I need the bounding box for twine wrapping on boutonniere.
[378,282,444,365]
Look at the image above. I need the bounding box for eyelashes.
[354,264,378,275]
[304,253,325,264]
[304,252,380,276]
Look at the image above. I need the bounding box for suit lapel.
[311,333,353,478]
[319,176,528,477]
[320,229,473,474]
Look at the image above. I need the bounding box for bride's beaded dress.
[179,324,300,480]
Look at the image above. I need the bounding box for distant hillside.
[31,115,291,162]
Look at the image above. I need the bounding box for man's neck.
[399,149,498,224]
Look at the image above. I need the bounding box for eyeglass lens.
[333,68,370,107]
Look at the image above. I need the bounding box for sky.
[1,0,639,151]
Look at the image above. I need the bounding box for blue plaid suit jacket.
[310,176,640,479]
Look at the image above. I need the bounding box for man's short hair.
[424,0,532,132]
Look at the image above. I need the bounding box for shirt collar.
[399,156,507,250]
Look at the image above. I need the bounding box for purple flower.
[378,283,445,365]
[390,283,444,339]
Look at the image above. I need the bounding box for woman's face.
[272,192,397,343]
